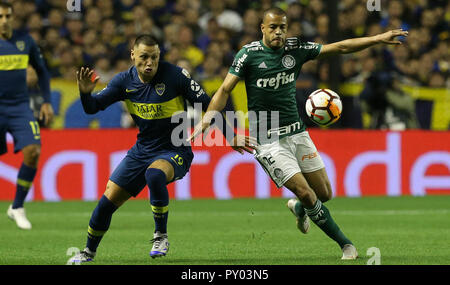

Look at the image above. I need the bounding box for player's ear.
[130,49,135,61]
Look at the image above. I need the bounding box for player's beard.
[270,37,285,50]
[0,26,11,39]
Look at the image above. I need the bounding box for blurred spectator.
[360,71,418,130]
[197,17,220,52]
[178,26,204,68]
[198,1,243,33]
[94,56,115,84]
[65,13,84,45]
[164,45,182,65]
[196,53,222,81]
[315,14,329,39]
[84,7,103,33]
[96,0,114,19]
[233,8,261,47]
[161,23,180,55]
[116,0,139,22]
[114,59,132,74]
[13,0,448,130]
[100,18,123,50]
[184,7,202,39]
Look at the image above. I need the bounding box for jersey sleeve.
[228,48,249,78]
[80,73,124,114]
[176,67,236,141]
[176,67,211,112]
[28,36,51,103]
[295,39,322,62]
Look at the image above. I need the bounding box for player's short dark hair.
[0,1,13,11]
[134,34,159,47]
[263,7,287,20]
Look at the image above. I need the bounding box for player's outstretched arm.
[188,73,257,154]
[316,29,408,59]
[188,73,240,141]
[77,67,123,114]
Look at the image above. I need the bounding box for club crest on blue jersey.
[155,83,165,96]
[16,41,25,51]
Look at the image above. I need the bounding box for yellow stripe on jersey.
[151,205,169,214]
[0,54,29,71]
[125,96,185,120]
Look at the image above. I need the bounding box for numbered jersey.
[229,38,322,142]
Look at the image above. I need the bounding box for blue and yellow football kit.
[0,30,51,155]
[80,61,228,196]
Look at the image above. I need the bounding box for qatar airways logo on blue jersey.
[133,103,163,116]
[256,72,295,90]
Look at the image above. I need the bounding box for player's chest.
[248,53,299,77]
[0,39,30,55]
[124,81,177,102]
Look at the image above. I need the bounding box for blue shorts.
[109,148,193,197]
[0,102,41,155]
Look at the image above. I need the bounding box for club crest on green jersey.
[282,55,295,69]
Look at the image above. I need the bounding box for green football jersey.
[229,38,322,143]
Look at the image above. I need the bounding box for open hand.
[230,134,258,155]
[187,120,211,143]
[377,29,408,45]
[77,67,100,94]
[39,103,54,126]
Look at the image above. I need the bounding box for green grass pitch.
[0,196,449,265]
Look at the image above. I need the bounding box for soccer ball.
[305,89,342,126]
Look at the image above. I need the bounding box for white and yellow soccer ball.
[305,89,342,126]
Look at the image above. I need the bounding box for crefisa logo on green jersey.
[256,72,295,89]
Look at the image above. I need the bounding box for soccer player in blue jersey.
[1,2,54,230]
[68,35,254,263]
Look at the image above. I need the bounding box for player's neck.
[261,37,282,51]
[0,28,12,40]
[0,31,11,40]
[137,72,153,83]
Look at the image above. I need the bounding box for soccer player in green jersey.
[190,7,408,260]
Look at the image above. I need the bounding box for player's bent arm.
[203,73,240,123]
[79,87,122,114]
[316,29,408,59]
[78,67,123,114]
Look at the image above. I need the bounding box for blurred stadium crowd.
[13,0,450,129]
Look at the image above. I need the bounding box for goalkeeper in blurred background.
[0,2,53,230]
